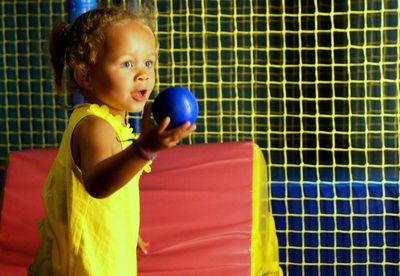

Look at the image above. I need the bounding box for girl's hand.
[136,103,197,153]
[138,235,149,255]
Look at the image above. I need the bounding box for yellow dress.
[29,104,151,276]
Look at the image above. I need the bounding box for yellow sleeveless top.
[29,104,151,276]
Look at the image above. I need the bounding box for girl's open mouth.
[131,89,148,102]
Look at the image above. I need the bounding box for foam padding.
[0,148,57,275]
[271,181,400,276]
[0,142,281,275]
[138,141,281,275]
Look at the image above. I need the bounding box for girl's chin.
[127,104,145,113]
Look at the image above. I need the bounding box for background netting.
[1,0,399,275]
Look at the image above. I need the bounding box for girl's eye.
[122,61,133,68]
[145,60,154,68]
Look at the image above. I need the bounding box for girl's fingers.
[177,122,196,135]
[169,122,195,143]
[147,120,196,150]
[190,123,197,132]
[157,117,171,133]
[138,241,149,254]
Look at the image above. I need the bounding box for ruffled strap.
[84,104,152,173]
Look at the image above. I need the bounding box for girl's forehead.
[107,18,151,32]
[105,19,155,41]
[100,19,157,53]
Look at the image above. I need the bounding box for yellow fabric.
[29,104,150,276]
[251,144,283,276]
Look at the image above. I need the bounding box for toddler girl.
[29,6,196,276]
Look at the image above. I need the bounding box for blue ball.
[152,86,199,129]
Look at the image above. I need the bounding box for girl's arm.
[72,104,196,198]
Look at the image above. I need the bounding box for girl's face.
[85,19,157,117]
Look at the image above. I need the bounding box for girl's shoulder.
[70,104,137,140]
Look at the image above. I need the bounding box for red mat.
[139,142,254,275]
[0,142,259,275]
[0,148,57,275]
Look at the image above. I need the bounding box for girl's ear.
[74,67,93,91]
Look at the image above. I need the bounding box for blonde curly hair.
[49,6,156,94]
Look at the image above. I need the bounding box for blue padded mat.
[270,164,400,276]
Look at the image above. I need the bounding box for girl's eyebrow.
[121,51,157,57]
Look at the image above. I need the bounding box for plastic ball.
[152,86,199,129]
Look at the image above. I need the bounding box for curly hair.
[49,6,156,94]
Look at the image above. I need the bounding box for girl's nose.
[135,69,149,82]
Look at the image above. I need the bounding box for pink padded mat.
[0,142,255,275]
[0,148,57,275]
[138,142,254,275]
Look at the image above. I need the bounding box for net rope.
[0,0,399,275]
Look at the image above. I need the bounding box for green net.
[1,0,400,274]
[0,1,68,161]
